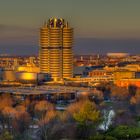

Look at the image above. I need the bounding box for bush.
[0,131,13,140]
[90,135,117,140]
[107,125,140,139]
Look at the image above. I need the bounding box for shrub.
[90,135,117,140]
[107,125,140,139]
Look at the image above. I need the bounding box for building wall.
[16,66,40,73]
[88,70,112,77]
[63,27,73,79]
[123,64,140,71]
[114,71,135,80]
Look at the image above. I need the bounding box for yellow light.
[19,73,37,80]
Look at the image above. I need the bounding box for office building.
[39,18,73,81]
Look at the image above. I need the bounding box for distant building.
[114,70,135,80]
[16,64,40,73]
[107,53,129,58]
[16,72,45,84]
[115,79,140,88]
[39,18,73,81]
[73,66,87,77]
[2,70,16,82]
[122,64,140,71]
[70,76,113,84]
[88,69,113,77]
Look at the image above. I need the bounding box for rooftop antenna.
[44,20,47,27]
[66,22,68,28]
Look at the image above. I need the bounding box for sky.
[0,0,140,55]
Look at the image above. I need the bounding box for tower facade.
[39,18,73,81]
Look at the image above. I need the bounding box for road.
[0,85,91,95]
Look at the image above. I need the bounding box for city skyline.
[0,0,140,55]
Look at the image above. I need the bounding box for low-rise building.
[88,69,113,77]
[113,70,135,80]
[114,79,140,88]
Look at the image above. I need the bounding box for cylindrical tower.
[49,28,63,81]
[39,18,73,81]
[39,25,49,73]
[63,23,73,79]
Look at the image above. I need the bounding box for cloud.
[0,24,38,45]
[0,24,37,37]
[76,28,140,39]
[0,24,38,38]
[0,24,35,31]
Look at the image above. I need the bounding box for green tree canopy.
[73,100,100,124]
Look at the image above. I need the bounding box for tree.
[90,88,104,104]
[73,100,100,124]
[111,86,129,100]
[0,131,13,140]
[128,85,137,97]
[21,98,30,108]
[72,100,100,139]
[12,111,31,135]
[112,109,136,127]
[15,105,26,112]
[34,100,54,119]
[38,110,57,140]
[38,110,56,126]
[0,94,13,110]
[0,94,14,130]
[99,109,115,131]
[2,106,17,131]
[67,100,84,117]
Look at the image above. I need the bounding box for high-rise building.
[39,18,73,81]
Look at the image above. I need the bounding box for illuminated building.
[39,18,73,81]
[115,79,140,88]
[16,72,45,83]
[107,53,129,58]
[16,64,40,73]
[114,70,135,80]
[2,70,16,82]
[122,64,140,71]
[88,69,113,77]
